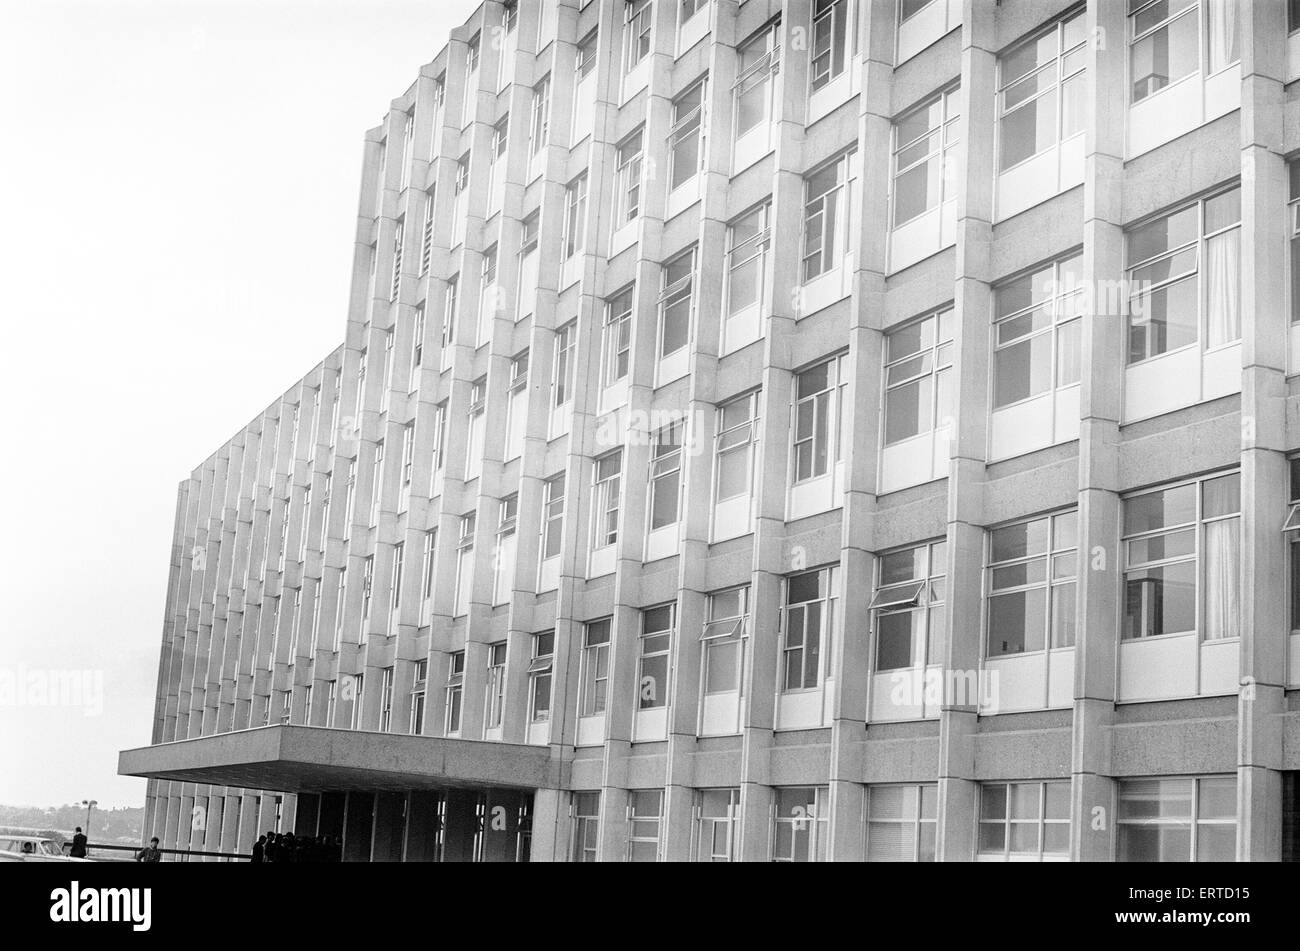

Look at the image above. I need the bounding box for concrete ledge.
[119,725,563,792]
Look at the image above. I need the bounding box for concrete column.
[1236,0,1289,862]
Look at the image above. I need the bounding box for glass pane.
[1202,473,1240,519]
[980,784,1007,821]
[1195,823,1236,861]
[1198,777,1237,820]
[876,610,918,671]
[1125,484,1197,534]
[990,518,1050,562]
[1122,562,1197,638]
[1130,12,1199,102]
[1119,778,1194,819]
[880,546,926,585]
[1050,581,1077,647]
[999,94,1056,171]
[885,378,932,444]
[1129,205,1198,265]
[994,335,1053,406]
[1010,783,1041,820]
[987,588,1047,655]
[1120,824,1191,862]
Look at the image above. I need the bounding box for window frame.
[984,510,1078,658]
[882,308,955,446]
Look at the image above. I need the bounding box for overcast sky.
[0,0,479,810]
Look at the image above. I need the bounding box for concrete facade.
[124,0,1300,861]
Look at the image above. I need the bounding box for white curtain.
[1206,228,1240,348]
[1203,518,1240,641]
[1208,0,1240,73]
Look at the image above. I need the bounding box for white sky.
[0,0,479,809]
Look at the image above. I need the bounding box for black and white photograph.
[0,0,1290,933]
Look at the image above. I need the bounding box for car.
[0,835,91,863]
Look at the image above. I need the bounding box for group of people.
[251,831,341,863]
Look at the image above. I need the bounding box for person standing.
[135,837,162,863]
[251,834,266,863]
[69,827,88,859]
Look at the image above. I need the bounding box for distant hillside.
[0,803,145,845]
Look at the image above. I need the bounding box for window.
[993,254,1083,407]
[702,586,749,695]
[542,473,565,559]
[867,784,937,862]
[350,672,365,729]
[577,29,598,79]
[581,619,612,715]
[563,174,588,258]
[734,21,780,140]
[1117,776,1236,861]
[791,354,847,484]
[343,460,356,541]
[659,247,694,360]
[465,378,486,478]
[466,32,480,74]
[485,641,507,729]
[419,528,436,625]
[379,667,394,732]
[681,0,708,23]
[978,781,1070,860]
[773,787,829,862]
[802,149,856,283]
[529,76,550,156]
[715,392,758,504]
[782,567,838,690]
[488,115,509,191]
[571,791,600,862]
[592,452,622,549]
[442,276,459,351]
[603,288,634,386]
[627,790,663,861]
[997,12,1086,172]
[616,130,645,226]
[891,88,961,228]
[454,512,476,617]
[1287,459,1300,633]
[361,554,375,623]
[400,423,414,486]
[1122,472,1240,641]
[494,494,518,602]
[726,203,770,317]
[1126,187,1241,363]
[411,303,426,373]
[624,0,653,72]
[479,245,499,332]
[369,438,384,526]
[419,188,435,276]
[432,401,448,472]
[445,651,465,733]
[528,631,554,721]
[648,422,683,531]
[871,541,946,671]
[669,78,705,190]
[899,0,935,23]
[411,659,427,733]
[695,788,739,861]
[1291,165,1300,325]
[1128,0,1211,103]
[986,511,1077,656]
[639,604,673,709]
[553,321,577,406]
[883,309,954,445]
[810,0,849,92]
[390,540,405,620]
[390,216,405,301]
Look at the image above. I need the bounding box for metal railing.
[84,842,251,862]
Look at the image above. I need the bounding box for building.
[119,0,1300,862]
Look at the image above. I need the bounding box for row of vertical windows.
[561,775,1236,861]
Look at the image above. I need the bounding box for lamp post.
[80,799,98,842]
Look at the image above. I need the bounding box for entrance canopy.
[119,725,562,793]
